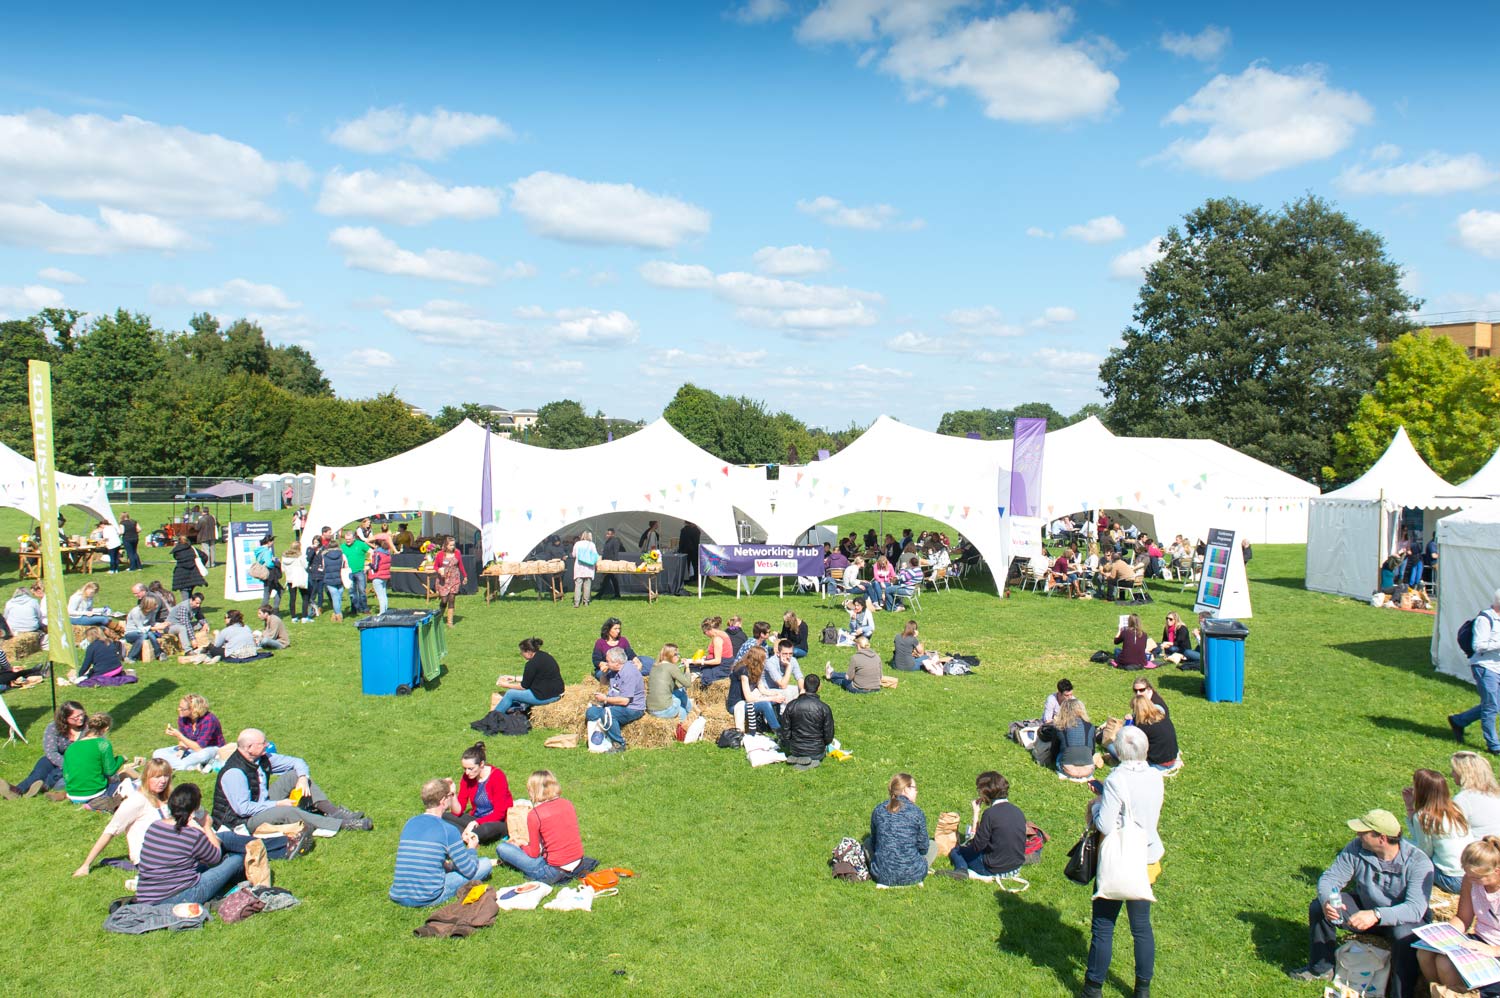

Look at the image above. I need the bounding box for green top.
[646,658,691,712]
[62,736,124,798]
[341,539,371,572]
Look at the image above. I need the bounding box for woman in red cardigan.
[445,742,512,845]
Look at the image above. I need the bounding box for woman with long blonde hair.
[867,773,934,887]
[74,758,175,876]
[1453,752,1500,839]
[1054,697,1096,779]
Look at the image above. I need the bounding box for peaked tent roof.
[1459,445,1500,497]
[1320,426,1461,507]
[0,439,116,524]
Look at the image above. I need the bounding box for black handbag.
[1064,825,1100,885]
[820,623,839,645]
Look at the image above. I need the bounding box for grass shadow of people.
[1331,637,1469,685]
[1366,713,1461,742]
[1236,909,1306,970]
[993,886,1091,994]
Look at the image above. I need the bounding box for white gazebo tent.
[0,439,116,525]
[1459,446,1500,497]
[1306,427,1472,599]
[765,416,1010,575]
[1432,504,1500,681]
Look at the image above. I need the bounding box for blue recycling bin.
[1202,618,1248,703]
[356,610,431,695]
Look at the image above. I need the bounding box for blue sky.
[1,1,1497,429]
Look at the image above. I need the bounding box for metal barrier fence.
[101,476,287,504]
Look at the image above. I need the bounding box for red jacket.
[368,548,392,581]
[456,767,512,825]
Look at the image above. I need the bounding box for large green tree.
[534,400,607,449]
[0,318,59,452]
[55,310,167,473]
[1098,195,1418,483]
[1331,330,1500,483]
[936,402,1098,440]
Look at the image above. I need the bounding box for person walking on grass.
[1450,588,1500,752]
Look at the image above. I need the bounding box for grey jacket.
[1317,838,1434,926]
[103,903,209,934]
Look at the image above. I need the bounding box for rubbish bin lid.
[1202,618,1249,637]
[355,610,434,629]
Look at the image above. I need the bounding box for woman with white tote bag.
[1081,726,1164,998]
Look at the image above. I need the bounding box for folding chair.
[1115,564,1147,602]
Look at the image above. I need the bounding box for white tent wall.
[0,439,115,525]
[1305,500,1385,598]
[1433,504,1500,682]
[1460,446,1500,496]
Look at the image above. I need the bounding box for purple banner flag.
[699,544,823,578]
[479,432,496,562]
[1008,416,1048,519]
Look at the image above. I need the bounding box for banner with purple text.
[699,544,823,578]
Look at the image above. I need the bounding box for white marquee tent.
[0,439,115,525]
[1459,446,1500,497]
[1432,504,1500,682]
[1305,427,1476,599]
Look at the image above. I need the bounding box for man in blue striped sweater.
[390,778,494,907]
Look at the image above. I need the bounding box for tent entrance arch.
[785,505,994,588]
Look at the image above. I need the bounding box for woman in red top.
[495,770,583,884]
[690,616,735,686]
[1112,613,1157,670]
[446,742,512,845]
[433,535,466,628]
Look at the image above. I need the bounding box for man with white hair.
[1448,587,1500,753]
[211,728,371,837]
[584,647,645,753]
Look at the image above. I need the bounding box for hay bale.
[4,632,42,662]
[529,679,738,748]
[1430,887,1460,924]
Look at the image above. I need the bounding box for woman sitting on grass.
[689,616,735,686]
[73,627,135,687]
[135,783,247,907]
[1112,614,1157,670]
[1416,836,1500,993]
[203,610,258,662]
[945,771,1028,883]
[1130,691,1181,774]
[74,758,174,876]
[152,694,226,772]
[5,700,85,797]
[890,620,945,674]
[827,635,882,694]
[867,772,935,888]
[1054,698,1097,780]
[1159,612,1198,666]
[64,712,140,806]
[495,770,585,885]
[445,741,513,846]
[779,610,809,659]
[727,645,783,732]
[1403,768,1475,893]
[493,637,565,715]
[1453,752,1500,839]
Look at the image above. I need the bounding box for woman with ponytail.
[446,742,513,845]
[866,772,936,887]
[1416,835,1500,991]
[135,783,248,906]
[492,637,564,714]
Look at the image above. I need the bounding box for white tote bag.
[586,707,613,753]
[1333,940,1390,997]
[1093,796,1156,902]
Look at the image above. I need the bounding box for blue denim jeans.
[949,842,1018,879]
[496,688,561,714]
[1454,664,1500,752]
[125,631,162,661]
[15,757,62,793]
[585,705,644,745]
[349,572,368,613]
[372,578,389,614]
[1086,897,1154,987]
[791,647,807,658]
[324,585,344,615]
[71,614,113,626]
[159,852,245,906]
[1434,867,1464,893]
[495,842,569,884]
[153,746,221,771]
[829,673,878,693]
[742,700,781,730]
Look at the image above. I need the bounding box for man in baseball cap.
[1287,808,1433,995]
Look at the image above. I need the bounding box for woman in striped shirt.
[135,784,246,906]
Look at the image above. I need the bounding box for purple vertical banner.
[479,432,496,563]
[1008,417,1048,518]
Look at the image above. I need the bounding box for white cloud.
[944,305,1025,337]
[1456,210,1500,259]
[1337,152,1499,197]
[887,330,967,354]
[1109,237,1166,280]
[552,309,640,347]
[0,110,306,222]
[0,284,65,312]
[729,0,789,23]
[316,167,502,225]
[1025,226,1054,238]
[796,2,1119,124]
[1062,215,1125,243]
[509,171,711,249]
[37,267,84,285]
[1035,306,1078,325]
[349,347,396,367]
[384,300,512,346]
[155,278,300,311]
[329,106,512,160]
[640,259,882,334]
[1160,26,1230,62]
[753,244,834,276]
[0,201,194,254]
[849,362,912,380]
[1035,347,1103,373]
[500,260,539,280]
[1158,64,1372,180]
[797,195,924,231]
[1370,143,1402,162]
[328,226,493,285]
[648,347,767,370]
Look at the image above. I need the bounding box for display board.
[1194,525,1253,619]
[225,520,274,601]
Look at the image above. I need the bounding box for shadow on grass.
[1237,909,1305,970]
[1256,576,1307,591]
[1152,673,1205,698]
[1331,637,1467,685]
[993,886,1087,993]
[1367,714,1461,742]
[104,677,179,730]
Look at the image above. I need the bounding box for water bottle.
[1327,894,1345,925]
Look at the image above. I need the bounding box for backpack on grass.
[829,837,870,882]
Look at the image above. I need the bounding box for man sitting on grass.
[211,728,373,838]
[584,648,645,753]
[166,592,206,651]
[1288,808,1432,995]
[390,777,493,907]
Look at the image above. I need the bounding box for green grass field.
[0,505,1460,996]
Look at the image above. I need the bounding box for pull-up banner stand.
[1194,526,1253,619]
